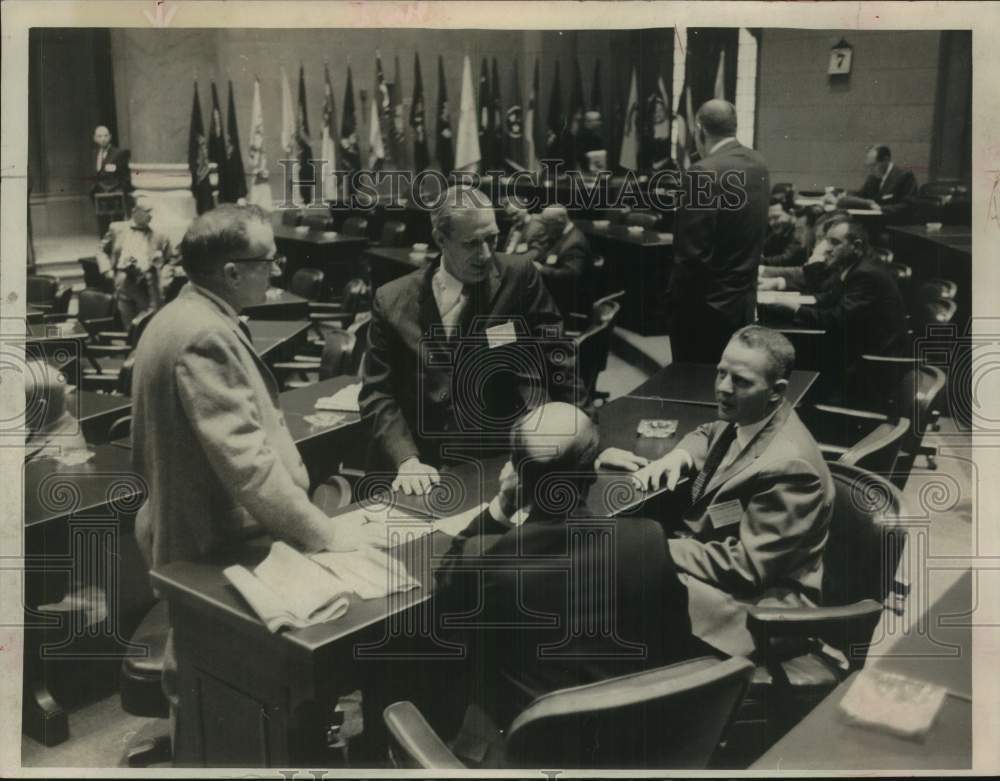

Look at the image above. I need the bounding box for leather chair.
[273,313,372,389]
[624,211,660,231]
[574,298,620,406]
[341,216,369,238]
[280,208,303,227]
[719,463,909,766]
[379,220,408,247]
[27,275,60,311]
[288,267,326,301]
[591,207,631,224]
[301,211,334,232]
[799,404,910,474]
[384,656,755,769]
[79,256,115,294]
[921,277,957,301]
[119,600,172,766]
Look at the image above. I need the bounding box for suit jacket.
[359,254,590,470]
[762,221,806,267]
[131,284,333,569]
[528,226,594,319]
[435,508,689,728]
[858,164,919,222]
[667,401,834,656]
[669,139,770,326]
[101,221,173,274]
[91,145,133,197]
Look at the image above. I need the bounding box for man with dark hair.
[91,125,133,237]
[626,325,834,656]
[841,144,918,224]
[762,197,803,267]
[669,99,770,364]
[759,216,908,403]
[360,185,589,493]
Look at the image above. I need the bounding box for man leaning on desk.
[359,185,589,494]
[831,144,919,225]
[519,205,594,322]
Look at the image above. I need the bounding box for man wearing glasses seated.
[360,185,590,495]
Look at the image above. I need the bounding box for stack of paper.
[315,383,362,413]
[839,668,949,741]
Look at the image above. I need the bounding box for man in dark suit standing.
[851,144,919,224]
[522,205,594,322]
[91,125,133,237]
[669,100,770,364]
[359,185,589,494]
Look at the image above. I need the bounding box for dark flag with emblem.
[491,58,504,173]
[375,52,393,167]
[208,82,227,196]
[188,82,213,213]
[525,58,539,172]
[504,59,525,171]
[410,52,429,172]
[545,60,564,168]
[591,59,603,112]
[340,66,361,176]
[478,58,491,170]
[436,55,454,175]
[392,55,407,169]
[224,80,248,202]
[563,58,585,171]
[296,66,314,203]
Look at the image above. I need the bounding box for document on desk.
[314,382,362,412]
[839,668,949,741]
[331,502,490,545]
[756,290,817,306]
[311,546,420,600]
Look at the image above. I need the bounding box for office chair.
[379,220,408,247]
[624,211,660,231]
[719,463,909,766]
[107,415,132,443]
[341,216,369,238]
[273,314,372,389]
[384,656,755,769]
[591,207,631,224]
[308,277,372,329]
[300,211,334,232]
[79,256,115,294]
[890,261,912,295]
[288,267,326,301]
[799,404,910,474]
[911,295,957,334]
[920,278,957,301]
[80,308,156,394]
[280,208,303,227]
[27,275,61,311]
[574,299,620,406]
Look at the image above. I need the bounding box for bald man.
[91,125,133,237]
[669,100,769,364]
[432,402,692,736]
[521,205,594,321]
[24,360,87,461]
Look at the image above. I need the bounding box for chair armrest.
[382,701,464,770]
[42,313,73,324]
[839,417,910,469]
[86,344,132,357]
[747,599,885,642]
[81,317,116,335]
[860,353,918,365]
[812,403,889,423]
[272,361,320,372]
[566,312,590,332]
[97,330,130,342]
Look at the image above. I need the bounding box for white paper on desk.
[839,668,948,740]
[315,382,362,412]
[757,290,816,306]
[311,546,420,600]
[223,563,349,633]
[250,541,352,626]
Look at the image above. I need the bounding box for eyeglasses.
[227,254,286,267]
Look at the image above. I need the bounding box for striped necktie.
[690,423,737,503]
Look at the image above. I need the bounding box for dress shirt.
[879,162,894,192]
[432,261,468,332]
[676,404,782,476]
[96,148,106,172]
[117,225,159,272]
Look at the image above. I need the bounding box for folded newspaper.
[314,382,362,412]
[224,541,420,633]
[839,668,949,741]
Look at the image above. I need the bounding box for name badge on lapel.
[485,321,517,349]
[707,498,743,530]
[105,163,117,172]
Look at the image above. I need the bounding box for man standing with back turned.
[669,100,769,364]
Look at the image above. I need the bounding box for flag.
[645,73,673,171]
[187,82,213,214]
[374,52,392,167]
[618,67,639,171]
[410,52,429,172]
[685,83,697,164]
[478,58,491,170]
[545,60,564,166]
[280,66,295,161]
[591,59,602,111]
[435,55,454,176]
[491,58,503,173]
[714,49,726,100]
[247,77,272,208]
[454,54,480,173]
[392,55,407,169]
[525,59,539,173]
[224,80,248,203]
[208,82,227,196]
[321,64,339,200]
[340,66,360,176]
[564,57,585,170]
[504,59,525,171]
[296,66,314,204]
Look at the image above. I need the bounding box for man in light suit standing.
[629,325,834,656]
[669,100,770,364]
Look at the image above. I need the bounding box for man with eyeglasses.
[360,185,590,495]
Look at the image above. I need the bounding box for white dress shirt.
[432,261,468,333]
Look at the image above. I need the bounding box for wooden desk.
[888,224,971,329]
[575,219,674,335]
[66,389,132,444]
[246,320,311,364]
[280,376,365,480]
[272,224,370,294]
[27,306,45,325]
[363,246,438,293]
[244,289,310,321]
[626,363,818,408]
[752,572,972,770]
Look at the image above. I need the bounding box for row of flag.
[187,49,730,212]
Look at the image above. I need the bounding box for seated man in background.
[758,215,908,404]
[521,205,594,321]
[100,194,174,327]
[834,144,918,224]
[432,402,692,739]
[627,326,834,657]
[761,198,805,267]
[360,186,589,494]
[758,207,841,292]
[24,359,87,461]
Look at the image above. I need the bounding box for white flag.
[247,78,272,209]
[280,66,295,158]
[618,67,639,171]
[525,60,538,174]
[321,67,339,201]
[454,55,481,172]
[368,89,385,170]
[714,50,726,100]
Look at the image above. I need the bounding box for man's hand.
[393,457,440,495]
[867,199,882,211]
[631,449,691,492]
[594,447,650,472]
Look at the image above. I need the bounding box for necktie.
[690,422,737,503]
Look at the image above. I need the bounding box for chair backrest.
[379,219,408,247]
[289,267,326,301]
[300,211,333,232]
[342,277,372,315]
[871,247,894,265]
[576,301,619,394]
[341,215,369,237]
[911,296,957,332]
[505,656,755,769]
[838,417,910,474]
[107,415,132,443]
[52,287,74,315]
[821,462,906,628]
[921,277,957,300]
[890,261,912,289]
[79,257,113,292]
[77,288,116,322]
[27,275,59,306]
[280,208,303,227]
[624,211,660,230]
[920,180,966,199]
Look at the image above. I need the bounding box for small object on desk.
[322,230,339,239]
[839,668,948,741]
[626,225,645,235]
[658,232,673,242]
[265,287,283,301]
[294,224,310,234]
[925,222,943,233]
[412,242,428,252]
[314,382,361,413]
[637,418,678,439]
[302,411,346,428]
[408,251,429,263]
[592,219,610,230]
[52,448,96,466]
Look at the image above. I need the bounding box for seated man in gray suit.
[628,325,834,656]
[521,205,594,322]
